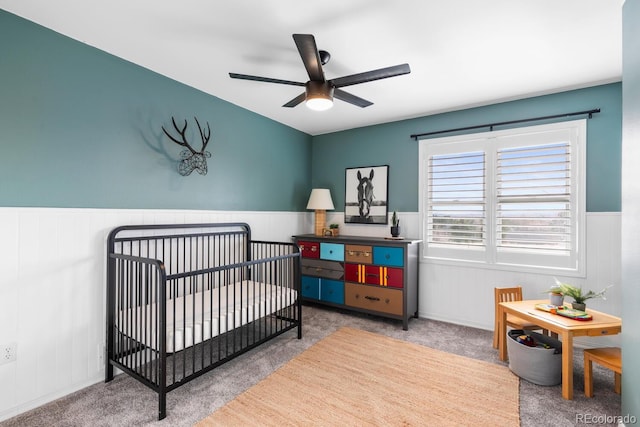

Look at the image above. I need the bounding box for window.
[419,120,586,274]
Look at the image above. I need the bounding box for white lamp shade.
[306,188,335,210]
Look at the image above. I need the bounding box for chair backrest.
[495,286,524,306]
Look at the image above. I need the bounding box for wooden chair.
[493,286,546,349]
[584,347,621,397]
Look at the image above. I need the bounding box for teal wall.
[312,83,622,213]
[0,10,312,211]
[1,10,622,214]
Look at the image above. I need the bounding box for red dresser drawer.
[345,264,403,288]
[298,240,320,258]
[344,263,361,283]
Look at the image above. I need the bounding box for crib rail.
[106,253,168,395]
[108,223,251,286]
[105,223,301,420]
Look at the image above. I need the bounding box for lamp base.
[314,209,326,236]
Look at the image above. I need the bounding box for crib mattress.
[117,280,297,353]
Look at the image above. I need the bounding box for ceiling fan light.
[305,81,334,111]
[306,97,333,111]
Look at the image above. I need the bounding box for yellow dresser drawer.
[345,244,373,264]
[344,282,402,316]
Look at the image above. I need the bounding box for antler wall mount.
[161,117,212,176]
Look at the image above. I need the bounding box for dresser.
[293,234,420,330]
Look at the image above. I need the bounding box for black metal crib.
[105,223,301,420]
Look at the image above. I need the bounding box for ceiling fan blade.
[283,93,307,108]
[292,34,325,82]
[229,72,305,86]
[334,89,373,108]
[330,63,411,88]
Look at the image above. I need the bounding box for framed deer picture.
[344,165,389,224]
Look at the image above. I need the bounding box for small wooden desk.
[498,299,621,400]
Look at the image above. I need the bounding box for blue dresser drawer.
[373,246,404,267]
[301,276,320,300]
[320,279,344,305]
[320,242,344,261]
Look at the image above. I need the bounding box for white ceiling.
[1,0,623,136]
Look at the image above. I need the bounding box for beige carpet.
[197,327,519,426]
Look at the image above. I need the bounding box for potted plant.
[545,279,612,311]
[547,284,564,307]
[390,211,400,237]
[329,223,340,237]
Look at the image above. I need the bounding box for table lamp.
[306,188,335,236]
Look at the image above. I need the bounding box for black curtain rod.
[410,108,601,140]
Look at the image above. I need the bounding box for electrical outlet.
[0,343,17,365]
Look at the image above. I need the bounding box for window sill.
[420,256,586,278]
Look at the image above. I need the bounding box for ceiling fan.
[229,34,411,111]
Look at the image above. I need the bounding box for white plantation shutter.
[428,151,486,247]
[420,119,585,274]
[496,142,571,254]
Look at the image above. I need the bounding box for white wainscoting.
[0,209,621,421]
[420,212,622,348]
[0,208,310,421]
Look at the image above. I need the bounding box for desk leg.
[561,331,574,400]
[499,306,508,361]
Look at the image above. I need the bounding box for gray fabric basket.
[506,329,562,386]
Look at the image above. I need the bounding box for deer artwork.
[161,116,212,176]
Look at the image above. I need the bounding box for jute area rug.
[197,327,519,426]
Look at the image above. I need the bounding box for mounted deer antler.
[161,116,212,176]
